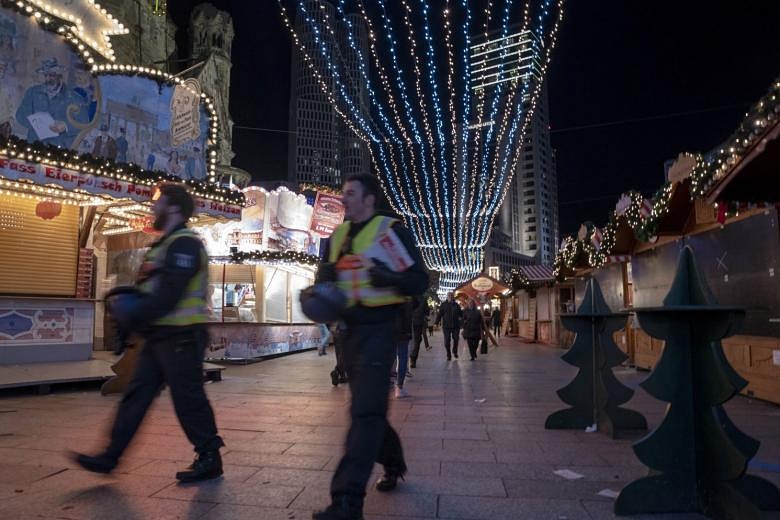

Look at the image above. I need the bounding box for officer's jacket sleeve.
[129,236,203,328]
[391,222,429,296]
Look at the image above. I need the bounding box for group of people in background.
[432,291,501,362]
[321,290,503,400]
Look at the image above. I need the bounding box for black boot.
[175,451,223,483]
[312,495,364,520]
[330,368,340,386]
[375,462,407,492]
[73,452,117,474]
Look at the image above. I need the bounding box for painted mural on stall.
[0,8,209,180]
[0,308,74,343]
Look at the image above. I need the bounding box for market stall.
[0,1,242,370]
[194,185,345,361]
[551,76,780,403]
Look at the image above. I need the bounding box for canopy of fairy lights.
[278,0,564,296]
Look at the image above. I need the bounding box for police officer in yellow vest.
[313,174,428,520]
[74,182,224,482]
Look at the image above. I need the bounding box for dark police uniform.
[315,214,428,518]
[101,223,223,470]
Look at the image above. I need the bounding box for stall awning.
[518,264,555,282]
[454,274,510,299]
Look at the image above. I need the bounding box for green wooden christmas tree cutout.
[614,246,780,518]
[545,278,647,438]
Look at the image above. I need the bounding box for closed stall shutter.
[207,264,256,284]
[0,195,79,296]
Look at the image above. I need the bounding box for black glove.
[317,262,338,282]
[368,258,403,288]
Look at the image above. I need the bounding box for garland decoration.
[553,75,779,281]
[229,250,320,266]
[690,78,780,198]
[299,183,341,196]
[553,183,673,280]
[0,136,244,205]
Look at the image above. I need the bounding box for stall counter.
[206,321,322,362]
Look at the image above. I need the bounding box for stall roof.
[519,264,555,282]
[656,180,694,236]
[706,119,780,204]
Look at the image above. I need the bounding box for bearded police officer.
[74,182,224,482]
[312,174,428,520]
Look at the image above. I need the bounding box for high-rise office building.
[337,14,371,181]
[288,1,370,187]
[470,29,559,268]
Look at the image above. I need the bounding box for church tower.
[189,4,235,165]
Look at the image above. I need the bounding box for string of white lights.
[354,0,454,270]
[284,0,445,260]
[337,0,446,255]
[277,0,564,295]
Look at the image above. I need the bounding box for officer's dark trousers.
[106,327,223,459]
[331,320,405,506]
[442,327,459,358]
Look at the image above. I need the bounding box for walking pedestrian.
[313,174,428,520]
[73,183,224,482]
[409,295,430,368]
[330,322,349,386]
[318,322,331,355]
[435,292,463,360]
[491,307,501,337]
[394,299,413,398]
[462,299,487,361]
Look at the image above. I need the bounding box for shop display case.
[205,262,322,361]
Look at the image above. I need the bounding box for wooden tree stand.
[615,246,780,519]
[545,278,647,438]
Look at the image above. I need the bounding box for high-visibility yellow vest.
[137,228,208,326]
[328,215,407,308]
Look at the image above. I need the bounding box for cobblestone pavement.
[1,334,779,519]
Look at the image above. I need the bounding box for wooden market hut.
[552,76,780,403]
[503,265,561,344]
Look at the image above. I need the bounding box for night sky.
[169,1,780,236]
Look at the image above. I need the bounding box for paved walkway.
[1,334,779,519]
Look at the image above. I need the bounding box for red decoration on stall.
[716,203,728,224]
[129,216,156,234]
[35,200,62,220]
